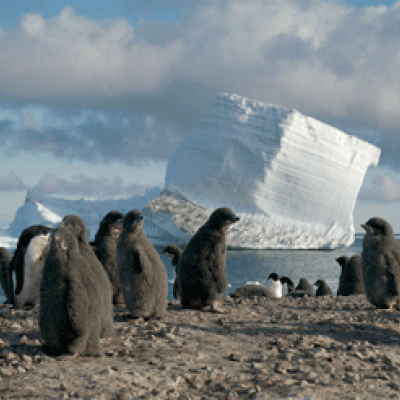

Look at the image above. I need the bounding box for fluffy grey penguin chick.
[296,278,314,296]
[314,279,333,297]
[178,207,240,313]
[40,227,102,357]
[117,210,168,319]
[60,215,114,337]
[0,247,12,304]
[336,255,365,296]
[361,217,400,310]
[91,211,124,305]
[162,244,183,300]
[229,284,273,299]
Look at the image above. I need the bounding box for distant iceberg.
[8,188,161,241]
[145,93,381,249]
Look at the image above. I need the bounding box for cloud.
[0,173,26,191]
[0,110,183,163]
[33,173,155,197]
[359,173,400,202]
[1,2,400,167]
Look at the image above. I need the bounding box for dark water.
[0,236,366,303]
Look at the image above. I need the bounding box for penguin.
[91,211,124,305]
[296,278,314,296]
[280,276,294,293]
[178,207,240,313]
[39,227,102,357]
[8,225,52,305]
[60,215,114,337]
[162,244,183,300]
[361,217,400,310]
[117,210,168,319]
[15,233,51,308]
[336,255,365,296]
[314,279,333,297]
[267,273,283,298]
[229,284,274,299]
[281,276,311,298]
[0,247,12,304]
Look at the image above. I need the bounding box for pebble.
[0,367,13,377]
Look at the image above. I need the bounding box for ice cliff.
[145,93,381,249]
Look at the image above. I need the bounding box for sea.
[1,233,390,303]
[161,233,369,300]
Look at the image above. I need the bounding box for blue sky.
[0,0,400,231]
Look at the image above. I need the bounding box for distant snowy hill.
[8,187,161,242]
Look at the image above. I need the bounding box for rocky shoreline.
[1,294,400,399]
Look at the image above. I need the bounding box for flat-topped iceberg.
[146,93,381,249]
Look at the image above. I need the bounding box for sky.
[0,0,400,232]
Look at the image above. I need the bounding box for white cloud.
[1,1,400,167]
[20,13,46,36]
[359,172,400,202]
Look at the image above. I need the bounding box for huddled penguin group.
[2,207,399,357]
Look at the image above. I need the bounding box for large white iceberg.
[146,93,381,249]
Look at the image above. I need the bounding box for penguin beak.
[134,215,144,224]
[361,224,373,234]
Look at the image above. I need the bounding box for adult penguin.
[117,210,168,319]
[267,273,283,298]
[0,247,12,304]
[60,215,114,337]
[178,207,239,313]
[361,217,400,310]
[15,233,51,308]
[8,225,52,305]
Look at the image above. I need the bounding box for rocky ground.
[1,294,400,399]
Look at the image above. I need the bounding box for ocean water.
[162,234,367,301]
[0,234,373,304]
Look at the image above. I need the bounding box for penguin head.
[60,215,88,244]
[99,211,124,233]
[361,217,394,238]
[162,245,182,257]
[314,279,325,287]
[268,272,280,281]
[280,276,294,291]
[208,207,240,230]
[51,227,78,254]
[335,256,349,268]
[123,210,144,233]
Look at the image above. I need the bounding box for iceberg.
[146,93,381,249]
[8,188,161,241]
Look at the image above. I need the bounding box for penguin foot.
[208,302,227,314]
